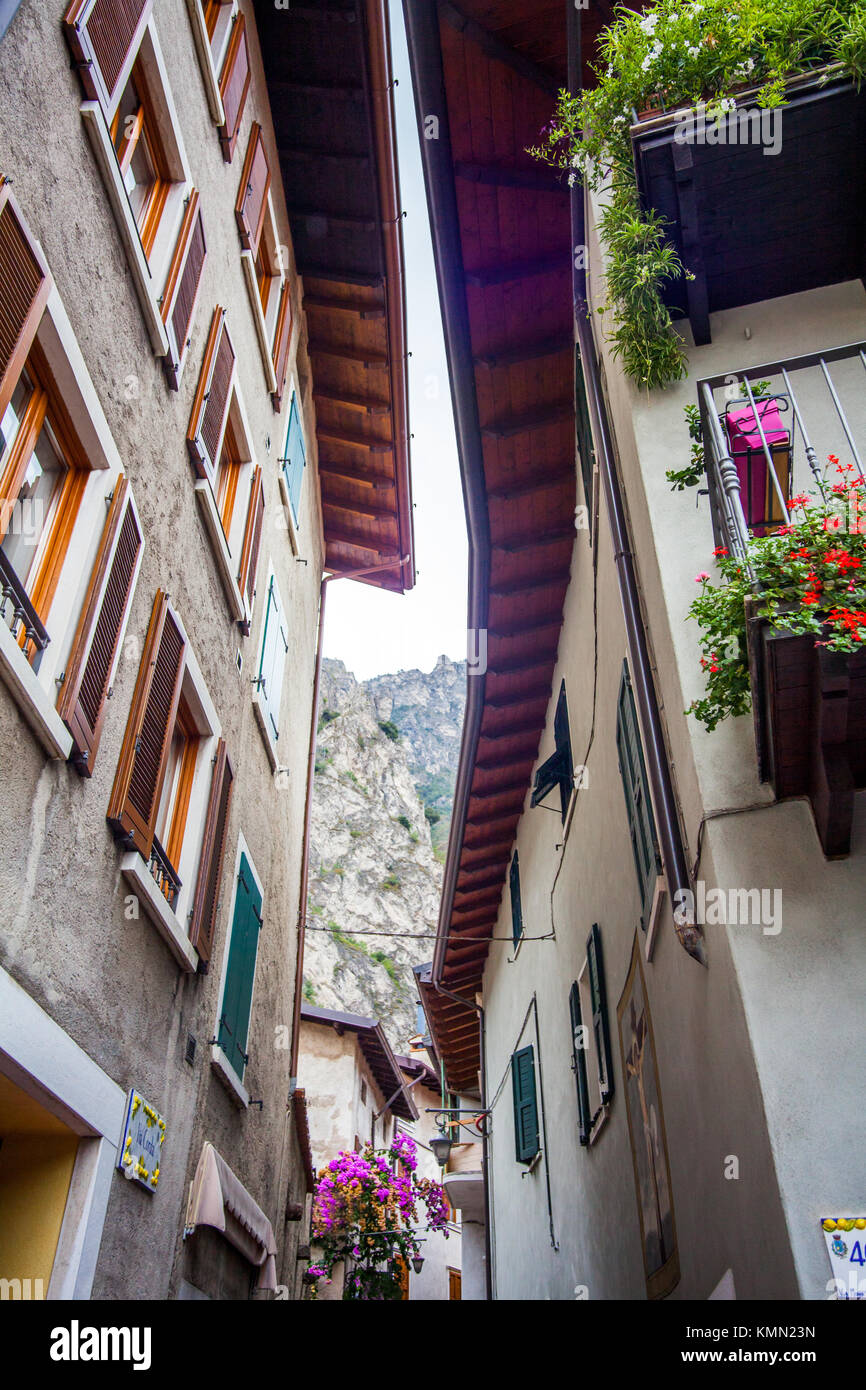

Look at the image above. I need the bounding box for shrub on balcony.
[687,458,866,729]
[531,0,866,389]
[308,1135,449,1300]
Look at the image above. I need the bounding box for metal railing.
[698,340,866,564]
[0,546,50,671]
[150,834,182,913]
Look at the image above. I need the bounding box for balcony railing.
[0,546,50,673]
[697,342,866,855]
[699,341,866,562]
[149,834,182,913]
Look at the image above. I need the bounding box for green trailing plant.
[370,950,400,984]
[530,0,866,390]
[688,456,866,730]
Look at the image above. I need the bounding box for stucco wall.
[0,0,322,1300]
[395,1076,462,1301]
[481,184,866,1300]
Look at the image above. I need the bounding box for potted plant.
[687,456,866,853]
[530,0,866,390]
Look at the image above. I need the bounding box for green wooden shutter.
[257,573,288,743]
[554,682,573,821]
[568,981,592,1146]
[616,661,661,928]
[217,852,263,1081]
[509,852,523,948]
[282,393,306,528]
[511,1045,539,1163]
[586,923,615,1105]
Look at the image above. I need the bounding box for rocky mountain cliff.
[303,657,465,1050]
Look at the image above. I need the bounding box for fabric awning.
[186,1142,277,1291]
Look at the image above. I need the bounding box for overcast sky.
[320,0,468,682]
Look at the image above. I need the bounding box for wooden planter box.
[747,604,866,856]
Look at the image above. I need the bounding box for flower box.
[748,605,866,856]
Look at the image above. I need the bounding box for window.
[212,840,263,1105]
[511,1046,539,1164]
[279,391,306,542]
[360,1079,367,1106]
[531,680,573,822]
[63,0,206,387]
[509,851,523,949]
[0,183,143,767]
[236,123,295,406]
[107,591,234,972]
[252,565,288,767]
[616,660,662,931]
[187,308,265,632]
[569,923,615,1147]
[186,0,251,161]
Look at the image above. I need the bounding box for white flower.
[719,96,736,112]
[639,13,658,34]
[568,172,577,187]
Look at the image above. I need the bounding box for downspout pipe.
[567,2,703,964]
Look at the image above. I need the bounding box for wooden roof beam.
[313,388,391,415]
[305,295,386,321]
[321,494,398,522]
[483,681,551,708]
[325,526,392,553]
[490,574,565,598]
[454,161,563,192]
[318,463,394,491]
[317,426,394,452]
[279,146,372,167]
[465,251,567,289]
[438,1,560,97]
[482,403,573,439]
[492,526,574,554]
[469,777,528,802]
[474,334,573,368]
[487,465,575,500]
[490,614,564,640]
[289,208,378,233]
[308,339,388,365]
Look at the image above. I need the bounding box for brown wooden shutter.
[218,12,251,163]
[107,591,185,859]
[271,279,293,413]
[63,0,152,112]
[187,307,235,485]
[237,465,264,632]
[0,182,53,425]
[58,475,143,776]
[188,738,234,963]
[235,122,270,258]
[162,191,207,390]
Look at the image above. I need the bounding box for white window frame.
[185,0,239,126]
[277,374,304,557]
[194,370,257,628]
[210,832,264,1108]
[119,609,221,973]
[240,193,285,393]
[0,277,143,760]
[251,562,288,770]
[576,954,610,1146]
[78,14,195,363]
[0,964,127,1300]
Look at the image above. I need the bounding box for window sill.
[120,852,199,973]
[0,620,72,760]
[251,688,279,771]
[210,1043,249,1109]
[241,251,279,394]
[277,471,300,557]
[80,102,170,359]
[588,1102,611,1147]
[185,0,227,126]
[644,876,667,964]
[194,480,250,628]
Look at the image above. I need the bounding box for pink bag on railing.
[724,399,790,531]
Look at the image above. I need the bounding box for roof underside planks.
[405,0,604,1094]
[254,0,415,592]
